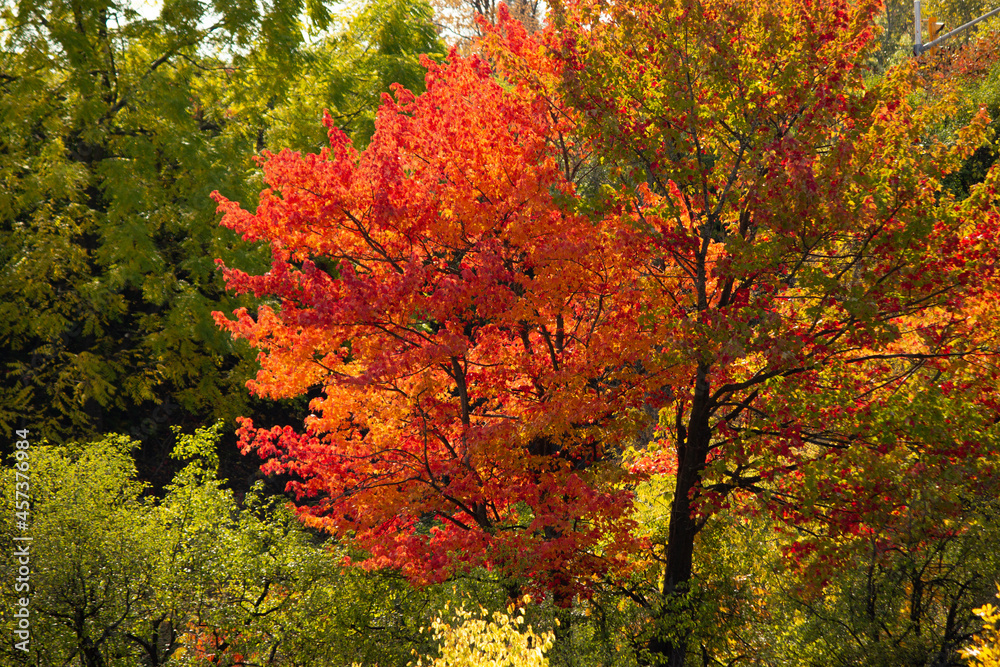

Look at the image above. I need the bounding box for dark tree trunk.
[648,364,714,667]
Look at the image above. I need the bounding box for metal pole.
[918,5,1000,54]
[914,0,923,55]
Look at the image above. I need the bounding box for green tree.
[0,0,442,461]
[265,0,445,151]
[0,425,455,666]
[0,0,283,446]
[0,435,157,666]
[153,424,441,667]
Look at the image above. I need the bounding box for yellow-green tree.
[0,425,449,667]
[0,0,442,459]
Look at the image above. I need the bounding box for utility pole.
[914,2,1000,55]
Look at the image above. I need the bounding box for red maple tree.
[213,31,671,596]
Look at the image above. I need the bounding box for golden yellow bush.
[964,586,1000,667]
[412,597,556,667]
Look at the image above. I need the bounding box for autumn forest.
[2,0,1000,665]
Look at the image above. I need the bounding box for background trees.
[0,426,462,667]
[0,0,287,447]
[2,435,157,666]
[0,0,442,486]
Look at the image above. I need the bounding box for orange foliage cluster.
[214,18,679,596]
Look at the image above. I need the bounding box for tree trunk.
[649,364,713,667]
